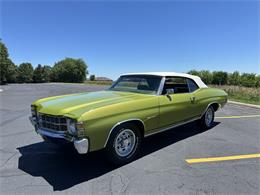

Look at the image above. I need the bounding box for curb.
[228,100,260,109]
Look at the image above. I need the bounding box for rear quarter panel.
[193,87,228,116]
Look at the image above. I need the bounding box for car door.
[158,77,199,128]
[186,78,203,117]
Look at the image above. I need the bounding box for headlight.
[67,119,77,135]
[67,119,85,136]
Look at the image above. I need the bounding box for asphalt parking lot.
[0,83,259,194]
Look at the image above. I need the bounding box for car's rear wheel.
[105,123,142,165]
[199,105,215,130]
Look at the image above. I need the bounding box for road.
[0,83,259,194]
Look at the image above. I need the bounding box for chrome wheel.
[114,129,136,157]
[205,107,214,127]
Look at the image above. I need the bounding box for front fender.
[80,97,159,151]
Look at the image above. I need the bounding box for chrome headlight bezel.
[67,119,85,136]
[67,119,77,135]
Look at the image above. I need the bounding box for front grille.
[38,113,67,132]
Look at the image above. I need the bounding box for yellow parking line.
[216,114,260,119]
[186,154,260,164]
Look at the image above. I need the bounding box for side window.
[187,78,199,92]
[163,77,189,94]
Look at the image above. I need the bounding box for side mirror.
[166,88,174,95]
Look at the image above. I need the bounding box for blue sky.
[1,0,259,79]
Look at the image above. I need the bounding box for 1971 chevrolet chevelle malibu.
[30,72,227,164]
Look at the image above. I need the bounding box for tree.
[187,70,201,77]
[255,75,260,88]
[17,63,34,83]
[0,40,15,84]
[42,65,52,82]
[188,70,212,84]
[33,64,52,83]
[240,73,256,87]
[212,71,228,85]
[200,70,213,84]
[6,61,18,83]
[51,58,88,82]
[228,71,240,86]
[33,64,44,83]
[89,75,95,81]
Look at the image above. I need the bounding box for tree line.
[187,70,260,88]
[0,41,88,84]
[1,40,259,87]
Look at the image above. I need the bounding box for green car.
[29,72,227,164]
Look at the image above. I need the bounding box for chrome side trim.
[37,128,74,141]
[104,118,145,147]
[144,117,200,137]
[157,76,166,95]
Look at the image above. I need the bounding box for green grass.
[209,85,260,105]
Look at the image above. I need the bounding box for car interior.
[162,77,190,94]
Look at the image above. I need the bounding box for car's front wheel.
[199,105,215,130]
[105,123,142,165]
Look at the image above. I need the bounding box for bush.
[210,85,260,105]
[89,75,95,81]
[255,75,260,88]
[240,73,256,88]
[51,58,88,83]
[212,71,228,85]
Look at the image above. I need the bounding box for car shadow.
[17,121,220,191]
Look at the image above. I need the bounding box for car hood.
[34,90,151,118]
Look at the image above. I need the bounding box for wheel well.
[210,103,220,112]
[104,119,145,147]
[123,120,145,138]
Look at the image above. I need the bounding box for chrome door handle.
[190,96,196,103]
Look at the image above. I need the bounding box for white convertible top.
[121,72,208,88]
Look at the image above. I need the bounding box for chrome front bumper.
[29,116,89,154]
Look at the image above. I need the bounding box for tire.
[105,123,142,165]
[199,105,215,130]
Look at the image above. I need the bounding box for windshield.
[109,75,162,94]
